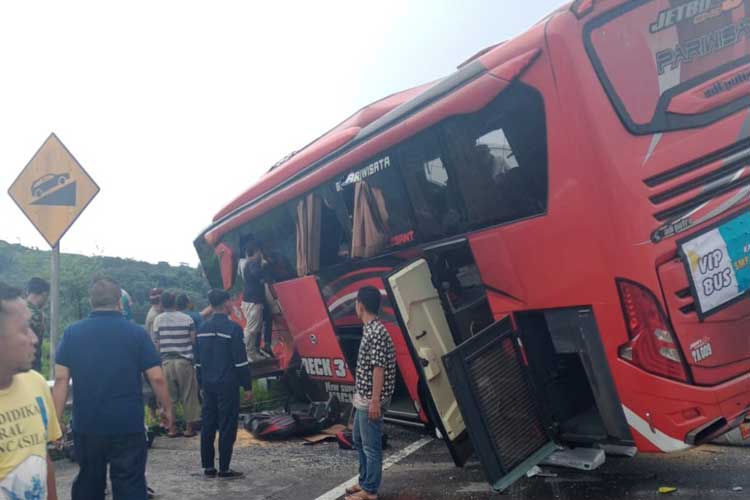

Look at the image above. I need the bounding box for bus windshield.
[585,0,749,133]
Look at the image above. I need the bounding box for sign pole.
[7,132,99,380]
[49,243,60,377]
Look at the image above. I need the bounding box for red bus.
[195,0,750,489]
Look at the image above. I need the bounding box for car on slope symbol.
[31,173,70,198]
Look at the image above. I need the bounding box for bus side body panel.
[470,6,750,451]
[320,268,428,423]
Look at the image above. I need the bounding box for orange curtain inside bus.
[351,182,390,258]
[295,194,321,276]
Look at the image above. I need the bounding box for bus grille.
[645,139,750,223]
[466,336,548,472]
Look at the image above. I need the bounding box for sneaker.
[218,470,244,480]
[204,469,217,478]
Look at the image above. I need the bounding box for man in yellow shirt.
[0,282,62,500]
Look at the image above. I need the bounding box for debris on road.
[733,486,743,492]
[712,422,750,447]
[243,396,342,440]
[540,447,605,471]
[526,465,542,478]
[598,443,637,457]
[525,465,557,479]
[659,486,677,494]
[303,424,347,445]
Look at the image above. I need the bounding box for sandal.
[345,491,377,500]
[345,485,362,495]
[167,431,183,438]
[183,431,197,438]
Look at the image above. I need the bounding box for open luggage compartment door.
[275,276,354,384]
[387,259,473,466]
[443,318,557,491]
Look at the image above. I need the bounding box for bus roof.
[213,80,437,222]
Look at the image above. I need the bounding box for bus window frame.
[583,0,750,135]
[335,148,423,259]
[198,78,552,285]
[435,84,549,232]
[397,127,470,242]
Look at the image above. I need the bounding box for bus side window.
[442,83,548,229]
[235,205,298,281]
[399,130,466,241]
[319,184,352,268]
[336,153,417,259]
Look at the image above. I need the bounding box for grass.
[242,379,286,412]
[144,378,288,431]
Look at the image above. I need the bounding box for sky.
[0,0,565,266]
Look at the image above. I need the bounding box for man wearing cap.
[25,277,50,373]
[144,288,163,342]
[143,288,164,426]
[195,290,252,480]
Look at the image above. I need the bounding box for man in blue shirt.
[52,277,173,500]
[196,289,252,480]
[176,293,203,331]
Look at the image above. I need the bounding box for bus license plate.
[678,211,750,319]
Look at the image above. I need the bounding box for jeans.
[72,432,148,500]
[352,408,384,494]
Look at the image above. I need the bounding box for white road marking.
[457,483,492,494]
[313,436,434,500]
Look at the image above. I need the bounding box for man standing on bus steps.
[196,289,253,479]
[240,241,268,361]
[346,286,397,500]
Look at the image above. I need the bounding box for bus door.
[388,258,556,491]
[274,277,355,393]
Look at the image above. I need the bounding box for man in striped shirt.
[153,291,201,438]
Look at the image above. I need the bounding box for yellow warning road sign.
[7,133,99,248]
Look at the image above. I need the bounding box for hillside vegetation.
[0,240,209,331]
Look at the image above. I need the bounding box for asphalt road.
[53,425,750,499]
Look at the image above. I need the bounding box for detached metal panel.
[443,318,556,491]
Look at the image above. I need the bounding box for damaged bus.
[195,0,750,490]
